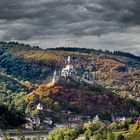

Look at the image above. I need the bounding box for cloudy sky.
[0,0,140,55]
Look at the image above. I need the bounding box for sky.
[0,0,140,55]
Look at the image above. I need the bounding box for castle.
[61,56,74,78]
[38,56,97,111]
[52,56,97,85]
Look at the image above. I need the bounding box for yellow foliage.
[24,92,34,102]
[22,80,33,89]
[47,82,55,88]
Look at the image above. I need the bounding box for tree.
[53,102,61,111]
[84,130,92,140]
[48,128,77,140]
[87,121,104,132]
[93,133,103,140]
[106,130,115,140]
[108,122,118,131]
[129,117,140,134]
[115,134,125,140]
[4,131,11,140]
[75,125,83,135]
[18,130,26,140]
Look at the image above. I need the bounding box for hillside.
[25,78,140,120]
[0,42,139,98]
[0,73,29,128]
[0,103,25,129]
[0,42,140,128]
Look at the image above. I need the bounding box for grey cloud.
[0,0,139,36]
[0,0,140,55]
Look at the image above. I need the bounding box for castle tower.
[52,70,57,84]
[67,56,71,63]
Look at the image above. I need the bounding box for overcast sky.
[0,0,140,55]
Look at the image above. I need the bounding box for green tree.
[115,134,124,140]
[108,122,118,131]
[93,133,103,140]
[18,130,26,140]
[106,130,115,140]
[84,130,92,140]
[4,131,11,140]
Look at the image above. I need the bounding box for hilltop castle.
[52,56,97,85]
[61,56,74,78]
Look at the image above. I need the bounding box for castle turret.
[52,70,57,84]
[67,56,71,63]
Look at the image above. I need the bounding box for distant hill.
[48,47,140,67]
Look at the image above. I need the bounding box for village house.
[37,103,43,110]
[25,116,53,130]
[111,114,126,122]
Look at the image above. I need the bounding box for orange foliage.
[25,83,63,102]
[25,84,49,101]
[52,86,63,94]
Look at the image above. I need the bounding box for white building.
[94,115,100,121]
[32,117,41,126]
[37,103,43,110]
[82,72,96,85]
[52,70,56,84]
[61,65,74,77]
[43,117,53,125]
[116,116,126,122]
[60,55,98,86]
[111,114,126,122]
[52,70,59,84]
[61,56,74,78]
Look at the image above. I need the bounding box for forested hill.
[0,41,140,128]
[48,47,140,67]
[25,78,140,119]
[0,41,140,95]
